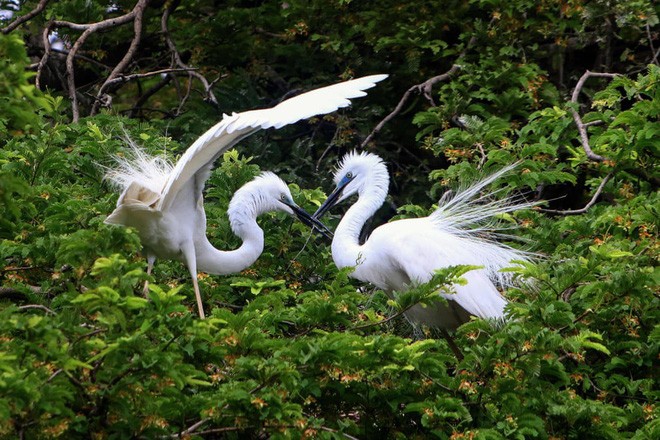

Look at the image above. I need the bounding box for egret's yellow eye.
[280,194,287,201]
[346,172,353,179]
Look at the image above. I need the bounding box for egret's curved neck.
[195,190,269,275]
[332,170,389,269]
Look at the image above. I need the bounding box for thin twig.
[558,309,594,332]
[476,142,487,170]
[361,64,461,147]
[46,369,63,383]
[165,384,266,438]
[175,75,194,116]
[315,123,342,170]
[49,47,113,70]
[188,426,246,436]
[540,172,613,215]
[17,304,56,315]
[647,24,659,66]
[2,266,37,272]
[102,68,195,88]
[318,425,360,440]
[161,1,219,106]
[167,418,210,438]
[1,0,51,34]
[569,70,619,162]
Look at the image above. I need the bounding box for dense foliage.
[1,0,658,438]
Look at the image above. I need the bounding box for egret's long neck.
[194,190,268,275]
[332,170,389,269]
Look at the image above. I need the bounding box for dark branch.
[161,1,219,106]
[361,64,461,147]
[56,0,151,121]
[91,0,150,116]
[1,0,51,34]
[128,73,173,118]
[540,172,613,215]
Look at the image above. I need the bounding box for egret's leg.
[143,255,156,297]
[191,272,206,320]
[182,245,206,319]
[439,328,464,361]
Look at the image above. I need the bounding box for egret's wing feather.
[159,74,388,210]
[375,222,507,320]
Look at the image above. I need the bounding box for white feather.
[323,152,534,329]
[158,74,388,211]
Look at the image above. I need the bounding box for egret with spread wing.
[104,75,387,319]
[313,152,534,329]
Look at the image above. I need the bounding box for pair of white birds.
[105,74,532,327]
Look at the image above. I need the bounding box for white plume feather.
[428,163,537,286]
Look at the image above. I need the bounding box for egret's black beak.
[285,201,334,239]
[313,180,347,220]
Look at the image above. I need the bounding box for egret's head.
[313,151,388,219]
[229,172,332,238]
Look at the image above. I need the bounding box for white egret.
[313,151,535,330]
[104,75,387,319]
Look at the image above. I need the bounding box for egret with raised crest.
[104,75,387,318]
[313,151,534,329]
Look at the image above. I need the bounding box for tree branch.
[361,64,461,147]
[161,1,219,106]
[90,0,150,116]
[166,418,210,438]
[56,0,150,121]
[1,0,51,34]
[17,304,56,315]
[102,68,195,88]
[361,35,477,147]
[646,24,659,66]
[35,21,54,90]
[540,172,613,215]
[570,70,619,162]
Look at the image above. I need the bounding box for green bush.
[1,1,658,438]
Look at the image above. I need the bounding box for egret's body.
[315,152,534,329]
[105,75,387,318]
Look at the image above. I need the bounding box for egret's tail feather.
[429,163,538,286]
[104,138,173,196]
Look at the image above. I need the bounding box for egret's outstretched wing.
[158,74,388,211]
